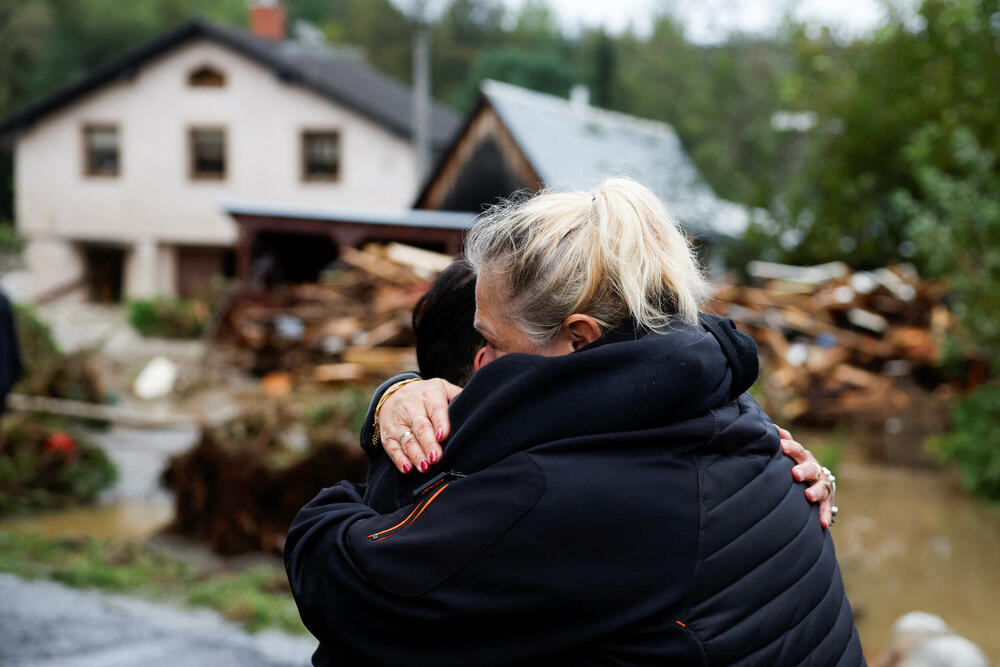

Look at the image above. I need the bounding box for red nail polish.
[436,429,444,441]
[429,451,437,464]
[419,460,429,472]
[402,463,411,473]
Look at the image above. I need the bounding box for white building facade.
[3,19,458,301]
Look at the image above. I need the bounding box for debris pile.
[214,244,451,383]
[711,261,955,429]
[162,392,370,555]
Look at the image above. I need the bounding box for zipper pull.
[412,470,466,498]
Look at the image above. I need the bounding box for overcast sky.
[403,0,909,44]
[536,0,896,42]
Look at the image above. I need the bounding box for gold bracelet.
[372,378,422,448]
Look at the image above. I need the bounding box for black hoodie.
[285,315,863,666]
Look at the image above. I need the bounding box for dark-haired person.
[362,256,834,520]
[286,178,861,665]
[412,256,482,387]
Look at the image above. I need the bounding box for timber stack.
[213,243,452,385]
[710,261,957,429]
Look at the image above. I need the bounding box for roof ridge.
[480,78,680,139]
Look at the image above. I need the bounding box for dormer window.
[188,65,226,87]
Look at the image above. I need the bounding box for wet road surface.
[0,574,316,666]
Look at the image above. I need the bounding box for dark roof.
[479,81,750,239]
[415,81,752,240]
[0,19,461,147]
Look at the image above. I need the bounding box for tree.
[614,15,790,208]
[897,126,1000,500]
[777,0,1000,268]
[453,46,578,109]
[431,0,506,107]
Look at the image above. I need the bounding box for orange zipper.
[367,483,451,542]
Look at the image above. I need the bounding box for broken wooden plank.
[342,346,417,373]
[5,393,239,427]
[352,320,404,349]
[831,364,890,390]
[846,308,889,334]
[747,260,850,286]
[314,363,365,383]
[338,246,414,286]
[386,242,454,277]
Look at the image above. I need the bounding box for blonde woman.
[286,178,863,666]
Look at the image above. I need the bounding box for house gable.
[417,100,542,212]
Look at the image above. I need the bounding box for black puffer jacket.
[285,316,865,666]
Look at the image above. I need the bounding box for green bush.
[0,415,117,516]
[12,303,61,381]
[128,297,208,339]
[900,126,1000,501]
[929,382,1000,501]
[0,223,25,256]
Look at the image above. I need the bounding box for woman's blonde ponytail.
[465,177,712,344]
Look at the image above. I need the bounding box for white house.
[0,10,460,301]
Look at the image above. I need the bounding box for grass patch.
[0,531,305,635]
[128,297,209,339]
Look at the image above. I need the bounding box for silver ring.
[399,430,414,445]
[822,466,838,525]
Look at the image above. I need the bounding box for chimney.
[250,1,286,41]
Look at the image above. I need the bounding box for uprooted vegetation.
[162,390,371,555]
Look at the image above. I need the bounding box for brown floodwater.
[0,499,174,540]
[835,461,1000,661]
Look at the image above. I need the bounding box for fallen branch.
[6,394,239,428]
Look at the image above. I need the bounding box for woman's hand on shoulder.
[777,426,836,529]
[378,378,463,474]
